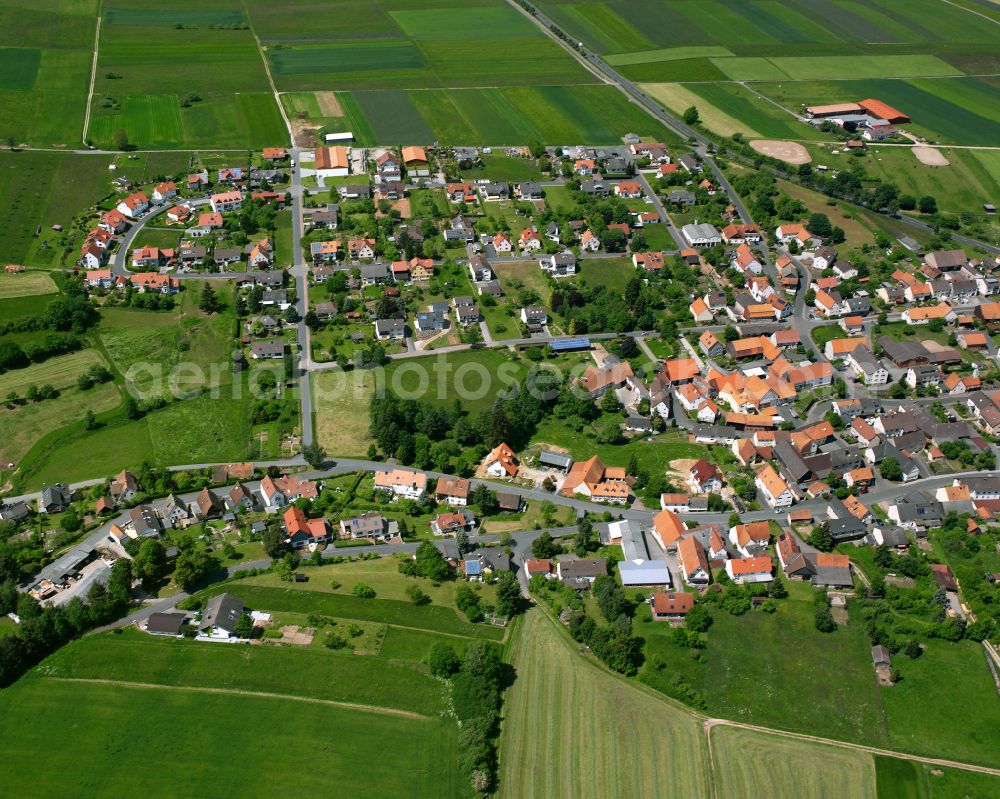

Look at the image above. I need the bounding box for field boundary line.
[82,11,102,145]
[706,718,1000,777]
[46,676,431,719]
[240,0,292,145]
[939,0,1000,25]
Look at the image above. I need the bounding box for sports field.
[498,608,710,799]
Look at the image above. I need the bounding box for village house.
[374,468,426,499]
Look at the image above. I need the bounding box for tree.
[879,456,902,481]
[455,528,471,555]
[685,603,712,633]
[199,283,219,314]
[495,571,521,617]
[814,605,836,633]
[415,541,450,581]
[133,538,168,590]
[917,195,937,215]
[809,523,834,552]
[61,508,82,533]
[600,388,620,413]
[262,524,288,558]
[123,395,140,420]
[406,584,428,605]
[302,442,326,469]
[173,549,219,591]
[471,484,498,515]
[113,127,129,150]
[531,532,557,559]
[427,641,460,677]
[234,612,254,639]
[352,582,376,598]
[683,106,700,125]
[84,410,97,430]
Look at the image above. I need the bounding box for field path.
[46,676,431,720]
[939,0,1000,25]
[81,14,102,145]
[240,1,292,144]
[704,718,1000,778]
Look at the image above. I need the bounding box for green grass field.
[0,349,105,396]
[336,84,680,146]
[202,582,506,641]
[0,0,97,145]
[711,726,876,799]
[498,608,710,799]
[0,150,118,266]
[640,584,891,747]
[312,369,376,456]
[754,77,1000,146]
[41,629,447,716]
[880,641,1000,768]
[0,270,57,298]
[0,675,458,797]
[0,381,120,465]
[87,1,286,148]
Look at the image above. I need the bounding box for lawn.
[384,348,527,413]
[711,726,876,799]
[530,417,706,478]
[641,83,759,138]
[640,583,891,747]
[0,677,458,798]
[575,257,635,294]
[811,324,848,349]
[312,368,376,456]
[498,607,709,799]
[202,582,505,641]
[241,557,498,615]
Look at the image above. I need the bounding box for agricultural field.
[498,608,710,799]
[710,726,876,799]
[257,0,590,91]
[752,77,1000,147]
[87,1,286,148]
[305,85,681,146]
[1,631,459,798]
[0,349,106,397]
[0,270,57,299]
[0,0,98,146]
[536,0,1000,66]
[312,368,377,456]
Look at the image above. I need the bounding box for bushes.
[436,640,508,795]
[351,583,376,599]
[455,584,484,623]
